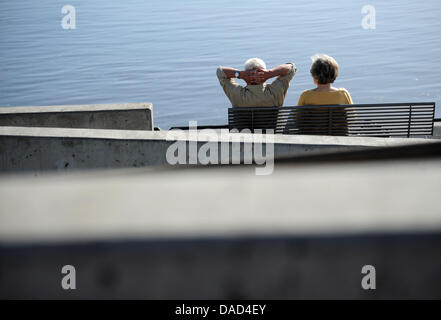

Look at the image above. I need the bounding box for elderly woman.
[296,54,353,135]
[298,54,353,106]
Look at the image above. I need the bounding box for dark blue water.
[1,0,440,129]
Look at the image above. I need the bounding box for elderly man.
[216,58,297,107]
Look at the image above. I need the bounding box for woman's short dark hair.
[310,54,339,84]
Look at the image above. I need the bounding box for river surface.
[1,0,440,128]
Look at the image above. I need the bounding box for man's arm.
[219,66,264,83]
[262,63,296,81]
[219,66,240,79]
[265,63,297,98]
[216,67,244,107]
[220,63,296,82]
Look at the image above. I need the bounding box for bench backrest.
[228,103,435,137]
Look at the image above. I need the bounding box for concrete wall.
[1,160,440,299]
[1,234,440,299]
[0,103,154,130]
[0,126,435,173]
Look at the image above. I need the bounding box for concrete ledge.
[1,160,440,241]
[0,103,154,130]
[0,160,440,298]
[0,126,437,173]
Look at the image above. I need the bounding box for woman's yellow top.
[297,88,353,106]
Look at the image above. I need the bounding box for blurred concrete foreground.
[0,104,440,299]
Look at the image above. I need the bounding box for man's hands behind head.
[240,68,268,85]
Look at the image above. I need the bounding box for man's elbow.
[216,67,226,79]
[286,62,296,73]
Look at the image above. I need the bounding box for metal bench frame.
[228,102,436,137]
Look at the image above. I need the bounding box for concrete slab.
[0,160,440,298]
[0,126,437,173]
[0,103,154,130]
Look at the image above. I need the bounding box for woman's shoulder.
[302,88,351,95]
[301,89,315,95]
[335,87,353,103]
[334,87,352,98]
[335,87,351,94]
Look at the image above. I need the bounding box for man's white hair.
[244,58,266,71]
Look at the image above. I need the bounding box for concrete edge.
[0,126,437,147]
[0,102,153,114]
